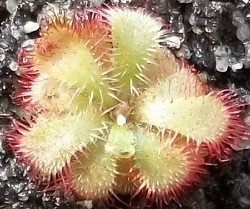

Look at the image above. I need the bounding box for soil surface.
[1,0,250,208]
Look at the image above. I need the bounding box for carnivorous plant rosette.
[6,5,249,206]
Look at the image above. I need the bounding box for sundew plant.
[7,4,250,207]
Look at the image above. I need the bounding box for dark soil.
[1,0,250,208]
